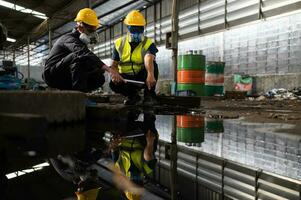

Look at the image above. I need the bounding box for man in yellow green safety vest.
[109,10,159,106]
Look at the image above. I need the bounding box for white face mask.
[79,33,90,44]
[79,32,99,45]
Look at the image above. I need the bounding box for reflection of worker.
[43,8,119,92]
[110,113,158,200]
[109,10,159,105]
[75,179,101,200]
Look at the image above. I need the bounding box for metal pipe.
[27,36,30,89]
[87,0,91,8]
[224,0,228,29]
[48,21,52,50]
[258,0,263,19]
[170,115,178,200]
[171,0,179,83]
[154,2,157,43]
[13,49,15,64]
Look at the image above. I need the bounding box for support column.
[27,36,30,89]
[171,0,179,82]
[170,0,179,197]
[48,20,52,50]
[86,0,91,8]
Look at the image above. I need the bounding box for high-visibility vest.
[115,139,153,178]
[115,35,153,74]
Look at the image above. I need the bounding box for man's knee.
[87,73,105,91]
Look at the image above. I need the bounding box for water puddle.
[2,109,301,200]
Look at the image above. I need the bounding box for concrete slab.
[0,91,86,123]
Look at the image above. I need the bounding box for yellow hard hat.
[75,187,101,200]
[124,10,146,26]
[75,8,99,28]
[125,191,141,200]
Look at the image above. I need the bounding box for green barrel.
[178,54,206,70]
[177,83,205,96]
[205,61,225,96]
[176,127,205,143]
[205,118,224,133]
[177,52,206,97]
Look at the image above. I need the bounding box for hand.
[110,69,124,84]
[146,73,156,90]
[108,135,122,151]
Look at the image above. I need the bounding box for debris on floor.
[265,88,300,100]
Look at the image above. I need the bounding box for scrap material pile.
[265,88,301,100]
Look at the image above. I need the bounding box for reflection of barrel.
[205,118,224,133]
[205,61,225,96]
[176,115,204,144]
[177,53,206,96]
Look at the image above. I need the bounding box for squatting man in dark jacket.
[43,8,120,92]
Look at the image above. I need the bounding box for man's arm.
[144,54,156,90]
[109,60,124,83]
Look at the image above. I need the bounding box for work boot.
[143,95,158,106]
[124,94,141,105]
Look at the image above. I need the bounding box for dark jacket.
[43,29,105,91]
[45,29,104,70]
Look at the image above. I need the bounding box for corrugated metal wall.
[93,0,301,81]
[155,115,301,200]
[9,0,301,82]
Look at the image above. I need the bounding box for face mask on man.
[79,32,99,45]
[128,32,144,43]
[78,22,99,45]
[127,26,144,43]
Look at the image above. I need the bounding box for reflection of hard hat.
[75,8,99,27]
[75,187,101,200]
[124,10,146,26]
[125,191,141,200]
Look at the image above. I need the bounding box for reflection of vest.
[115,35,153,74]
[115,139,153,178]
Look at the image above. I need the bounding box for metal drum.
[205,61,225,96]
[177,51,206,96]
[205,118,224,133]
[176,115,205,145]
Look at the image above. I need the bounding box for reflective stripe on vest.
[115,35,153,74]
[115,139,153,178]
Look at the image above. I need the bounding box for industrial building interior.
[0,0,301,199]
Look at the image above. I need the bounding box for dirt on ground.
[202,98,301,135]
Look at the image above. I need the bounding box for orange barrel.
[177,51,206,96]
[176,115,205,145]
[205,61,225,96]
[177,70,205,84]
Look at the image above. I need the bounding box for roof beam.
[0,0,47,19]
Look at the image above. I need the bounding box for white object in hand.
[124,79,145,85]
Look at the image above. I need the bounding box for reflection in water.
[1,122,86,200]
[156,115,301,180]
[176,115,205,147]
[49,110,159,200]
[107,112,158,200]
[3,111,301,200]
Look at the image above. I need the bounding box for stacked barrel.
[176,115,205,146]
[205,61,225,96]
[177,51,206,96]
